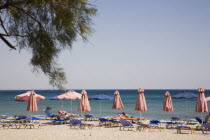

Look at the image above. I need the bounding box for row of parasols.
[14,88,210,119]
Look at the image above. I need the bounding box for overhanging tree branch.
[0,0,31,10]
[0,17,9,35]
[9,5,42,28]
[0,34,16,50]
[0,0,97,90]
[0,33,27,37]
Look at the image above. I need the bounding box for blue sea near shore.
[0,89,210,120]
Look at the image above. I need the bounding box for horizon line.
[0,88,209,91]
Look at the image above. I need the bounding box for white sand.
[0,119,210,140]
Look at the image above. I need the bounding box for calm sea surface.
[0,89,210,120]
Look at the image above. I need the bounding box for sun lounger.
[99,118,110,126]
[195,117,206,130]
[202,123,210,134]
[84,114,93,121]
[1,122,48,129]
[23,117,39,122]
[70,119,82,129]
[70,119,93,129]
[52,118,69,125]
[85,114,99,121]
[0,116,9,122]
[0,123,22,129]
[176,126,195,134]
[24,117,33,123]
[119,120,134,131]
[15,117,27,123]
[171,116,181,123]
[32,115,45,119]
[137,121,164,132]
[195,117,203,124]
[150,120,160,125]
[0,123,7,128]
[166,122,183,129]
[1,116,47,129]
[136,123,150,131]
[24,123,48,129]
[184,119,197,125]
[109,119,120,127]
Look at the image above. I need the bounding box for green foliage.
[0,0,97,90]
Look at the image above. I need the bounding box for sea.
[0,89,210,121]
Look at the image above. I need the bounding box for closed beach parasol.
[57,90,81,113]
[89,94,113,117]
[163,91,173,112]
[15,91,45,114]
[26,92,38,112]
[196,88,208,124]
[112,90,124,109]
[172,91,197,120]
[135,88,147,120]
[78,90,91,112]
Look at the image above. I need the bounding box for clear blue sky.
[0,0,210,90]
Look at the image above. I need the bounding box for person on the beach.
[205,112,210,123]
[45,106,81,118]
[110,112,145,121]
[58,110,81,117]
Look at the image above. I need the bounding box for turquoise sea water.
[0,89,210,120]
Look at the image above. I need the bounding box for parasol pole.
[201,113,203,124]
[116,109,118,116]
[140,111,142,122]
[100,100,102,117]
[62,100,64,110]
[185,98,188,120]
[71,100,73,114]
[27,111,29,117]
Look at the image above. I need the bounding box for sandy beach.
[0,119,210,140]
[0,0,210,140]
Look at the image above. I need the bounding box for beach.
[0,119,210,140]
[1,89,210,140]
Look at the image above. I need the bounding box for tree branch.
[10,5,42,28]
[0,17,9,35]
[0,34,16,50]
[0,33,27,37]
[0,0,31,10]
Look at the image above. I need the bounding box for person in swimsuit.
[205,112,210,123]
[45,106,81,118]
[58,110,81,117]
[110,112,146,121]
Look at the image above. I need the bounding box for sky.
[0,0,210,90]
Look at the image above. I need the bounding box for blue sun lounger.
[99,118,110,126]
[70,119,93,129]
[119,120,134,131]
[84,114,99,121]
[52,118,69,125]
[202,123,210,134]
[171,116,181,123]
[137,120,164,131]
[166,122,183,129]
